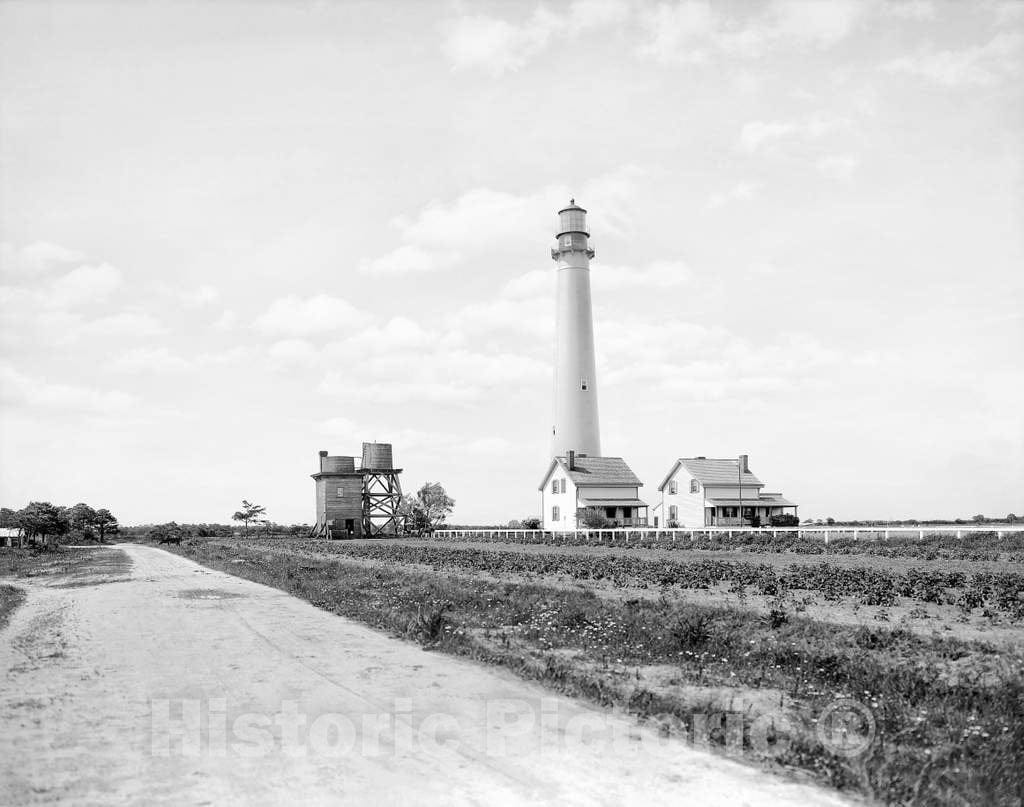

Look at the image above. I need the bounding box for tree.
[17,502,70,548]
[66,503,98,539]
[825,517,836,526]
[972,514,986,524]
[1007,514,1017,525]
[400,483,454,534]
[93,509,119,542]
[149,522,185,544]
[0,507,17,528]
[232,500,266,535]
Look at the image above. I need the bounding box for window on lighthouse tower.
[581,378,588,391]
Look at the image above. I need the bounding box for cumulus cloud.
[441,0,630,75]
[638,0,867,64]
[109,347,192,373]
[738,115,848,154]
[0,361,138,412]
[361,166,646,277]
[0,241,84,276]
[267,338,321,368]
[595,260,692,291]
[212,309,238,330]
[881,31,1023,86]
[0,262,122,310]
[706,181,760,208]
[254,294,368,336]
[76,311,166,338]
[817,154,860,182]
[358,244,455,275]
[180,284,220,307]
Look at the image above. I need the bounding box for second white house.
[657,455,798,528]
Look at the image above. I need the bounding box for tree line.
[0,502,119,548]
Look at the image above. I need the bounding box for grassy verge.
[165,538,1024,806]
[0,583,26,631]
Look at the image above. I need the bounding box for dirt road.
[1,544,852,806]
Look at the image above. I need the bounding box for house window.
[551,479,558,494]
[669,505,678,521]
[669,481,678,494]
[723,506,737,518]
[552,505,560,521]
[336,488,345,498]
[690,479,700,493]
[581,378,588,391]
[605,507,616,518]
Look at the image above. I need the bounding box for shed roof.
[706,497,796,508]
[658,457,763,491]
[579,497,649,508]
[539,455,642,490]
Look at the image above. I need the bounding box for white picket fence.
[433,525,1024,544]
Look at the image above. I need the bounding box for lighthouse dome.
[557,200,589,237]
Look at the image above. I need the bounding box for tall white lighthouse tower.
[551,200,601,458]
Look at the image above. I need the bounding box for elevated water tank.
[321,455,356,473]
[361,442,393,470]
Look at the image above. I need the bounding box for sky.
[1,0,1022,526]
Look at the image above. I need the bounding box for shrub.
[770,513,800,527]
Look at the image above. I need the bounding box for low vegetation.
[164,536,1024,806]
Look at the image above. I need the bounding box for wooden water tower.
[360,442,404,536]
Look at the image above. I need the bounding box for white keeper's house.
[657,455,798,528]
[539,451,647,530]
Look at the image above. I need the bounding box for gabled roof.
[658,457,764,491]
[706,496,796,507]
[538,456,642,490]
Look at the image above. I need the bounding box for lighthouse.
[550,200,601,458]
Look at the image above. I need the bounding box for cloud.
[638,0,867,65]
[597,321,847,401]
[881,31,1024,86]
[501,269,550,299]
[212,309,238,330]
[77,311,166,338]
[268,338,320,368]
[0,361,138,413]
[359,166,646,277]
[0,262,122,310]
[109,347,192,373]
[706,181,760,208]
[882,0,935,20]
[358,244,455,275]
[817,154,860,182]
[180,284,219,307]
[254,294,368,336]
[738,115,847,154]
[0,241,84,276]
[441,0,630,75]
[595,260,692,291]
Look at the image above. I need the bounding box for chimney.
[567,449,575,470]
[739,454,748,475]
[319,450,328,472]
